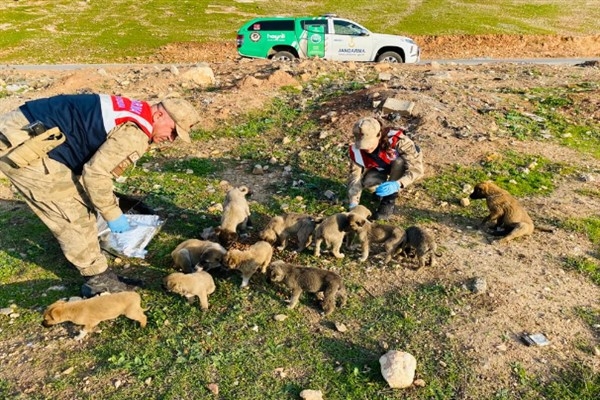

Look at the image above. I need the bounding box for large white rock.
[379,350,417,389]
[181,63,216,87]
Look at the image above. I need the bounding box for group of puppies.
[42,180,536,340]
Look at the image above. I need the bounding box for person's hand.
[348,203,358,211]
[375,181,401,197]
[107,214,131,233]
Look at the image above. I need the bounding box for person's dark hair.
[378,126,393,151]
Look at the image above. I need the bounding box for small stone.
[207,383,219,395]
[62,367,74,375]
[413,379,426,387]
[273,314,288,321]
[460,197,470,207]
[300,389,324,400]
[335,322,347,332]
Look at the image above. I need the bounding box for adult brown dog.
[171,239,227,273]
[267,260,347,316]
[470,181,534,243]
[217,185,252,246]
[346,213,405,263]
[223,241,273,288]
[42,292,147,341]
[259,213,319,252]
[163,270,216,310]
[313,205,372,259]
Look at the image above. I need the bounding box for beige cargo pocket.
[5,128,66,168]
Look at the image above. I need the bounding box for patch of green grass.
[494,84,600,158]
[421,151,565,207]
[35,279,469,399]
[3,1,599,63]
[563,217,600,246]
[563,256,600,286]
[510,361,600,400]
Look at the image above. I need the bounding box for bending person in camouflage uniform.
[347,117,424,220]
[0,94,200,296]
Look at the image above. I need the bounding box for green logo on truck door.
[305,24,325,58]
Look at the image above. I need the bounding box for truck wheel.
[272,51,296,61]
[377,51,403,63]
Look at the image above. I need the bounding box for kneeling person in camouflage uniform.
[0,94,200,296]
[347,117,424,220]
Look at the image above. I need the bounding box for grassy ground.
[0,0,599,63]
[1,1,599,399]
[1,68,599,398]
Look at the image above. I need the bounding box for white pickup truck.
[237,14,421,63]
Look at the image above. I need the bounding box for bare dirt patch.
[148,34,600,64]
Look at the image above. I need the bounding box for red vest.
[349,129,403,170]
[100,95,154,139]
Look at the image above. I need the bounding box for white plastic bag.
[97,214,165,259]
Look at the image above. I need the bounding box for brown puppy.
[259,213,319,252]
[42,292,147,341]
[398,226,441,269]
[347,213,405,263]
[163,270,216,310]
[267,260,347,316]
[313,205,373,259]
[217,185,252,246]
[345,205,373,249]
[171,239,227,273]
[470,181,534,243]
[223,241,273,288]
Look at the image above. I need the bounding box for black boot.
[81,268,143,298]
[374,193,398,220]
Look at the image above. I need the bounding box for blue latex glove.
[107,214,131,233]
[348,203,358,210]
[375,181,401,197]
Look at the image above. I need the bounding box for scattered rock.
[300,389,324,400]
[207,383,219,395]
[334,322,347,332]
[469,277,487,294]
[379,350,417,389]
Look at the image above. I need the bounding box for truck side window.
[332,20,363,36]
[248,20,295,31]
[300,20,328,34]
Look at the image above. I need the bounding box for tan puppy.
[347,213,405,263]
[259,213,319,252]
[267,260,347,316]
[313,205,371,258]
[470,181,534,243]
[398,226,442,269]
[163,270,216,310]
[217,185,251,246]
[171,239,227,273]
[42,292,147,341]
[313,212,350,259]
[223,241,273,288]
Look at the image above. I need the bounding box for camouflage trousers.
[361,158,408,193]
[0,110,108,277]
